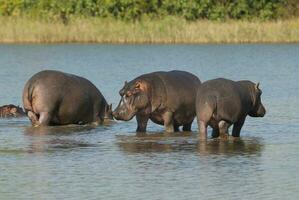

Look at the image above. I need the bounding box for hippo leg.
[92,116,103,126]
[27,111,39,126]
[232,117,245,137]
[38,112,52,126]
[212,128,219,138]
[196,101,215,140]
[136,114,149,132]
[163,111,174,133]
[198,120,208,140]
[218,120,230,139]
[183,122,192,131]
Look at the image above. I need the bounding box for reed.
[0,17,298,43]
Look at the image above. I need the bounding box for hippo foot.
[164,126,175,133]
[198,133,207,141]
[219,134,229,140]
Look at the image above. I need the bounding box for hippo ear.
[135,81,141,89]
[109,103,112,111]
[255,82,260,90]
[134,81,147,92]
[124,81,128,86]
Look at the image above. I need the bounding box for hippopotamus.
[196,78,266,140]
[0,104,26,117]
[113,70,201,132]
[22,70,113,126]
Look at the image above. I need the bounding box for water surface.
[0,44,298,200]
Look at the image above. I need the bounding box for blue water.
[0,44,298,200]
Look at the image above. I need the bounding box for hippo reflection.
[25,136,94,153]
[113,70,201,133]
[117,133,263,155]
[24,124,95,135]
[0,104,26,118]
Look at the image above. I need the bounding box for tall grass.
[0,17,298,43]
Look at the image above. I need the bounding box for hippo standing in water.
[196,78,266,140]
[0,104,26,117]
[113,70,201,132]
[23,70,113,126]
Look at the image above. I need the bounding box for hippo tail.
[196,95,217,122]
[22,81,34,114]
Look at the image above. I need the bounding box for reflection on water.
[27,138,95,153]
[24,124,96,135]
[117,132,263,156]
[0,139,94,154]
[0,125,98,155]
[24,125,99,153]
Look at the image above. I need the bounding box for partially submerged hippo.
[0,104,26,117]
[196,78,266,140]
[23,70,113,126]
[113,70,201,132]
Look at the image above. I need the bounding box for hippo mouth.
[113,110,136,121]
[113,97,137,121]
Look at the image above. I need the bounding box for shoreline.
[0,41,298,45]
[1,17,298,44]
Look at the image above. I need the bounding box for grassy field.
[0,17,298,43]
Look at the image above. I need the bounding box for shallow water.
[0,44,298,200]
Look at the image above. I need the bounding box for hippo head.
[104,104,113,120]
[0,104,25,117]
[113,80,150,121]
[249,83,266,117]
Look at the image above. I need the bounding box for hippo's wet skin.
[196,78,266,140]
[22,70,113,126]
[0,104,26,118]
[113,70,201,132]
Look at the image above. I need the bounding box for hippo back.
[133,70,200,111]
[154,70,201,111]
[139,70,201,125]
[23,70,108,125]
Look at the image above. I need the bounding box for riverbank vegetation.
[0,0,298,43]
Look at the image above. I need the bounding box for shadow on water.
[117,132,264,156]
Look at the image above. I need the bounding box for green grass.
[0,17,298,43]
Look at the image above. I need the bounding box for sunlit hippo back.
[22,70,113,126]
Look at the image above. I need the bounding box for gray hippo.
[113,70,201,132]
[196,78,266,140]
[0,104,26,117]
[22,70,113,126]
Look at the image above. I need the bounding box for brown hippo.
[196,78,266,140]
[0,104,26,117]
[113,70,201,132]
[22,70,113,126]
